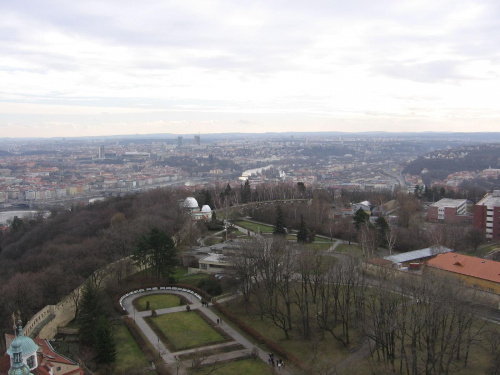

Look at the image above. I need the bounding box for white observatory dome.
[183,197,199,209]
[201,205,212,213]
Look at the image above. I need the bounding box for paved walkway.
[122,290,289,374]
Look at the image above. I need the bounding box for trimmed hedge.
[123,316,171,375]
[212,302,306,370]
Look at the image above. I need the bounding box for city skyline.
[1,0,500,138]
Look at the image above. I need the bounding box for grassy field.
[133,294,182,311]
[114,323,153,374]
[178,344,245,361]
[234,221,274,233]
[222,298,358,367]
[190,358,274,375]
[335,244,363,256]
[147,311,227,351]
[178,273,210,287]
[306,242,334,251]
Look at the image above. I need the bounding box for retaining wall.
[24,256,139,339]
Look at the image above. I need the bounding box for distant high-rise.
[98,145,105,159]
[194,135,201,145]
[177,136,183,148]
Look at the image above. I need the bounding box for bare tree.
[359,223,377,258]
[385,225,397,256]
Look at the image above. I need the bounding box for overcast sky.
[1,0,499,138]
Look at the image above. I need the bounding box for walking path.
[122,290,291,374]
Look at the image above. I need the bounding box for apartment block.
[474,191,500,240]
[427,198,470,224]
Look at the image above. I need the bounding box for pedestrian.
[217,318,219,324]
[277,361,281,371]
[271,359,275,366]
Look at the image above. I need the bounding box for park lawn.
[114,323,153,374]
[173,266,189,279]
[223,299,356,367]
[178,273,209,287]
[148,311,226,351]
[306,242,334,251]
[234,221,274,233]
[190,358,274,375]
[134,294,181,311]
[335,244,363,257]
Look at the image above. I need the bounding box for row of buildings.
[370,247,500,296]
[427,191,500,240]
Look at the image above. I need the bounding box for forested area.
[403,145,500,186]
[0,188,189,344]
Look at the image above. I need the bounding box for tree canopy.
[297,215,308,243]
[273,205,287,236]
[133,227,178,279]
[353,208,370,230]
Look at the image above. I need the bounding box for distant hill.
[403,144,500,184]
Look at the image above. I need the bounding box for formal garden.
[145,310,229,351]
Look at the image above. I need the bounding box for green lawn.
[114,323,152,374]
[147,311,226,351]
[223,299,356,367]
[133,294,181,311]
[178,273,209,287]
[234,221,274,233]
[306,242,334,251]
[335,244,363,256]
[173,266,189,279]
[190,358,274,375]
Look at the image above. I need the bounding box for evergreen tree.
[375,216,389,246]
[10,216,23,232]
[133,228,178,279]
[220,183,232,205]
[241,179,251,203]
[273,205,287,236]
[79,280,103,347]
[94,315,117,365]
[297,215,308,243]
[353,208,370,230]
[204,189,214,208]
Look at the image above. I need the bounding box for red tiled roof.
[35,339,76,366]
[426,253,500,283]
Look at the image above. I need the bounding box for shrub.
[197,277,222,296]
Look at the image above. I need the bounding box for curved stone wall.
[24,256,140,339]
